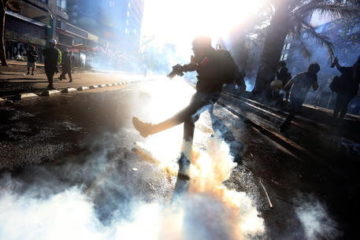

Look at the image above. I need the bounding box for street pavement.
[0,77,358,239]
[0,62,145,98]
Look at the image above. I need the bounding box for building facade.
[4,0,100,67]
[67,0,144,57]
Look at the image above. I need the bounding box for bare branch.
[297,15,335,61]
[295,2,360,18]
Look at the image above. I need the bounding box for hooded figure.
[43,39,60,89]
[332,56,360,119]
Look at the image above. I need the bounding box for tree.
[252,0,360,96]
[0,0,19,66]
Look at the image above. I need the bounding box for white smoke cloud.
[0,128,265,240]
[296,199,342,240]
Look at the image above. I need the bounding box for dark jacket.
[277,66,291,84]
[62,54,72,71]
[182,49,243,93]
[337,66,360,96]
[26,50,37,63]
[43,47,59,72]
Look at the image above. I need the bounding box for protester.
[280,63,320,132]
[42,40,60,89]
[277,61,292,102]
[331,57,360,120]
[132,36,244,143]
[59,50,73,82]
[26,46,37,75]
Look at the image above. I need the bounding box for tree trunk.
[252,2,290,97]
[0,6,7,66]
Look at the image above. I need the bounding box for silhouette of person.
[280,63,320,132]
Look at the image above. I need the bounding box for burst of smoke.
[295,200,342,240]
[0,131,264,240]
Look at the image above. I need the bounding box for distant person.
[132,36,243,142]
[26,46,37,75]
[43,40,60,89]
[277,61,292,102]
[280,63,320,132]
[330,57,360,120]
[59,50,73,82]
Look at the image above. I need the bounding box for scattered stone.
[89,85,98,89]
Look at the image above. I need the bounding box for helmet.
[49,39,57,45]
[192,36,212,49]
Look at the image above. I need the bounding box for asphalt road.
[0,80,354,239]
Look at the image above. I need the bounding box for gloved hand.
[167,64,184,79]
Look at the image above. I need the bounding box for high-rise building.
[67,0,144,56]
[4,0,99,67]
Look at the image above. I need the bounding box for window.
[57,0,66,10]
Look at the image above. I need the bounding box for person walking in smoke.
[277,61,292,102]
[331,57,360,120]
[59,50,73,82]
[26,46,37,75]
[132,36,244,186]
[43,39,61,89]
[279,63,320,132]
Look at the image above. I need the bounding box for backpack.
[216,49,244,86]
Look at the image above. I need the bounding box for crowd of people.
[271,57,360,131]
[24,40,73,89]
[132,36,359,141]
[18,37,360,131]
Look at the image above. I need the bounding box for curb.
[20,93,39,99]
[77,86,90,91]
[1,80,146,102]
[62,88,77,93]
[42,90,61,96]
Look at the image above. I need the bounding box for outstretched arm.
[333,58,347,73]
[167,56,198,78]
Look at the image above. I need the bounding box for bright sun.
[142,0,264,49]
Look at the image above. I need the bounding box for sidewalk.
[0,69,140,98]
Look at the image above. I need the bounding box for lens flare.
[142,0,265,48]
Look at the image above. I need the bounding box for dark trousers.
[151,92,220,142]
[59,68,72,81]
[333,93,354,119]
[280,97,304,130]
[45,70,56,86]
